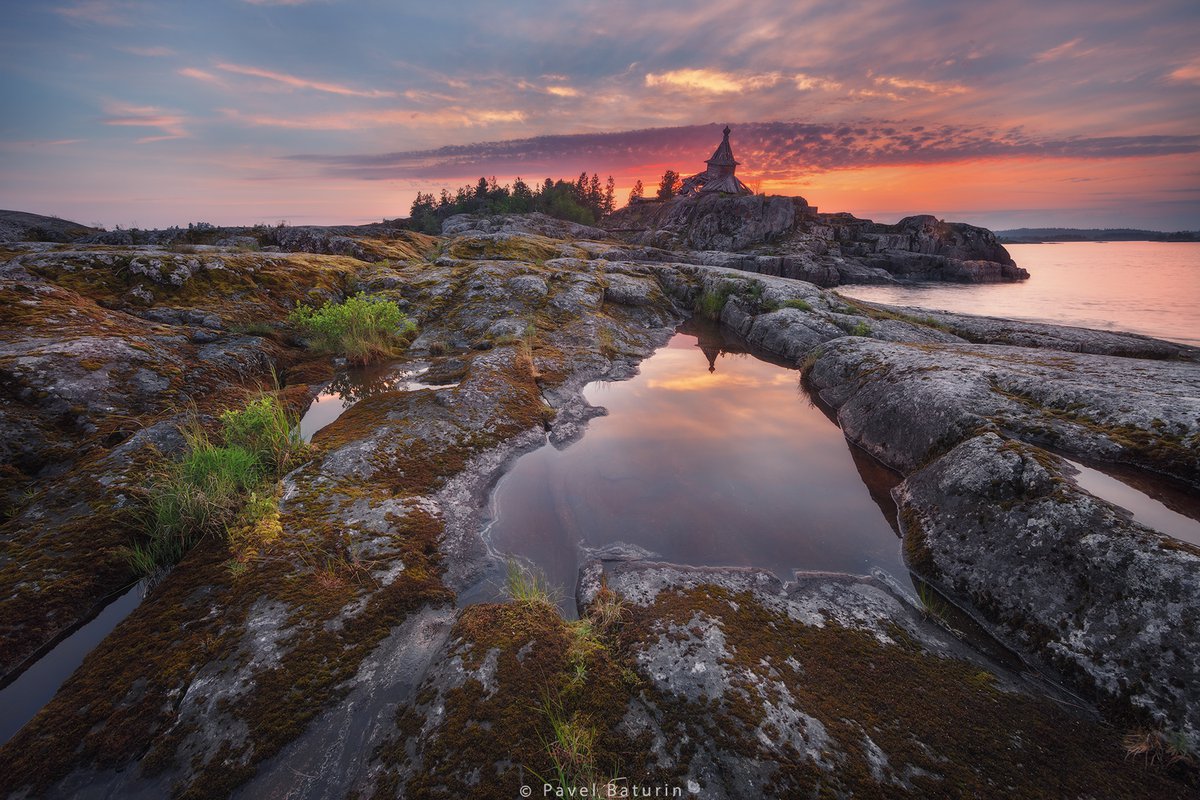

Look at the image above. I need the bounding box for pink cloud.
[221,106,525,130]
[102,102,188,143]
[53,1,139,26]
[214,62,396,98]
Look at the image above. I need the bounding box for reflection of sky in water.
[486,327,904,605]
[1064,458,1200,546]
[0,582,147,746]
[839,242,1200,347]
[299,362,450,443]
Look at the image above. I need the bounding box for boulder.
[896,433,1200,751]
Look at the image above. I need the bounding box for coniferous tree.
[629,179,644,204]
[511,176,534,212]
[657,169,681,200]
[603,176,616,215]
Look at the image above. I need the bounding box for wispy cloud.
[102,101,188,143]
[516,80,581,97]
[178,67,226,86]
[221,106,525,131]
[873,75,968,95]
[53,1,139,26]
[1167,58,1200,84]
[118,45,174,57]
[214,62,396,98]
[1034,37,1086,62]
[644,68,782,94]
[793,73,843,92]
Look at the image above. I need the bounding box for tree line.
[409,173,617,234]
[408,169,693,233]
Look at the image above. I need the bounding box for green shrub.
[782,298,812,311]
[849,321,871,337]
[289,291,416,364]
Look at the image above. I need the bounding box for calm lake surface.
[484,320,905,611]
[839,242,1200,347]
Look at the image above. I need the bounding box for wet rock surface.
[0,211,1196,797]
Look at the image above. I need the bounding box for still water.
[484,320,905,610]
[839,242,1200,347]
[0,581,147,746]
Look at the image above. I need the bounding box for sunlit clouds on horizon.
[1,0,1198,229]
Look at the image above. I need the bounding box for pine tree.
[657,169,681,200]
[629,179,644,204]
[588,173,602,211]
[603,176,616,215]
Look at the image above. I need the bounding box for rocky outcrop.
[0,210,100,244]
[441,211,610,240]
[604,195,1026,286]
[605,193,807,251]
[895,433,1200,750]
[1,212,1196,797]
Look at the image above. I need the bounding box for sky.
[1,0,1198,231]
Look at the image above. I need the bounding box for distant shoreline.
[997,227,1200,244]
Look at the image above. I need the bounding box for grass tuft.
[505,559,557,608]
[123,396,306,575]
[220,395,304,474]
[534,696,624,796]
[1123,728,1197,768]
[586,584,628,633]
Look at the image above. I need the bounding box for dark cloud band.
[284,121,1200,181]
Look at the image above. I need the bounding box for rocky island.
[0,202,1196,799]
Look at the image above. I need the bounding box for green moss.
[376,601,633,798]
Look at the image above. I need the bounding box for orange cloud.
[793,73,842,92]
[1167,59,1200,84]
[645,68,782,94]
[873,75,968,96]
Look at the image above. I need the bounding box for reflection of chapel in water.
[695,324,729,373]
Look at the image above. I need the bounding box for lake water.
[839,242,1200,347]
[483,319,906,612]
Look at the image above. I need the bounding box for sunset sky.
[1,0,1197,230]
